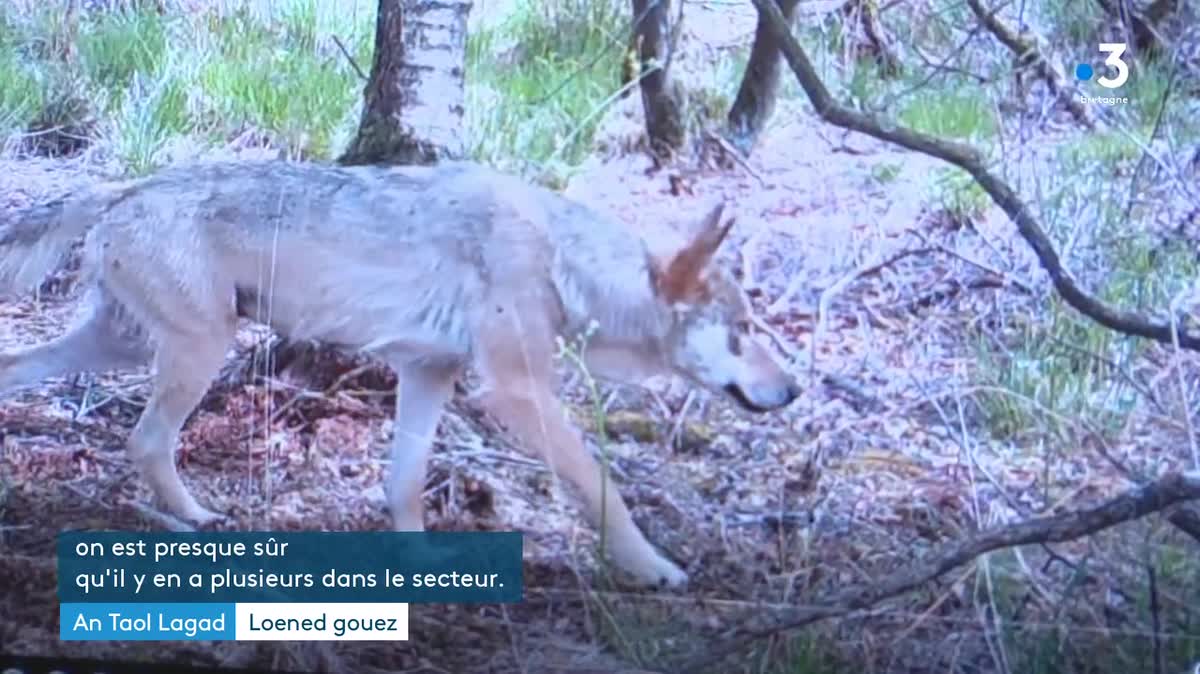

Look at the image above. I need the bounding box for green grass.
[970,44,1199,447]
[972,303,1142,445]
[77,7,170,94]
[970,227,1196,446]
[686,43,754,133]
[971,131,1198,447]
[0,2,375,167]
[869,161,902,185]
[960,547,1200,674]
[198,8,362,159]
[932,167,992,221]
[998,560,1200,674]
[0,4,57,139]
[465,0,629,183]
[105,66,194,175]
[1039,0,1108,47]
[898,87,997,141]
[1122,65,1174,122]
[1058,130,1143,167]
[0,0,682,183]
[0,46,42,137]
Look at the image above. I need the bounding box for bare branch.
[1167,506,1200,544]
[964,0,1094,129]
[332,35,368,81]
[747,0,1200,351]
[682,471,1200,669]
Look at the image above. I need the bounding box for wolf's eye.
[736,320,752,335]
[728,332,743,355]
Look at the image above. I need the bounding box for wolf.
[0,159,800,587]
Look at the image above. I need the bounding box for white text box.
[234,603,408,641]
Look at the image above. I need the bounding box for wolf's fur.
[0,160,800,586]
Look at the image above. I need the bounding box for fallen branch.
[682,470,1200,669]
[748,0,1200,351]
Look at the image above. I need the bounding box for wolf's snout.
[723,380,799,413]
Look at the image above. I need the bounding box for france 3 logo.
[1074,42,1130,90]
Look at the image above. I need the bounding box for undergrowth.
[0,0,649,184]
[969,42,1198,450]
[465,0,627,184]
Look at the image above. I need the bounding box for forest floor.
[2,1,1199,673]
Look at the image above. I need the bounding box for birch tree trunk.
[339,0,473,166]
[251,0,472,390]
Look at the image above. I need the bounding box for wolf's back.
[0,184,122,295]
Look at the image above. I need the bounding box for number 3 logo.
[1097,43,1129,89]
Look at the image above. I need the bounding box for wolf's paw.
[628,552,689,589]
[137,498,226,532]
[164,493,228,529]
[387,509,426,533]
[186,506,227,530]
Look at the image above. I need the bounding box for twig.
[499,603,529,674]
[1122,58,1178,226]
[907,228,1034,294]
[1044,335,1166,416]
[665,390,696,450]
[701,128,766,186]
[819,372,880,412]
[61,480,199,532]
[1166,507,1200,545]
[535,1,658,106]
[799,246,921,383]
[332,35,368,81]
[768,242,931,316]
[1148,561,1165,674]
[681,470,1200,668]
[850,246,933,280]
[1169,288,1200,472]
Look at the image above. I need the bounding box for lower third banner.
[60,602,410,641]
[57,530,522,642]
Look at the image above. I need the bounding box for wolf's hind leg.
[0,286,152,395]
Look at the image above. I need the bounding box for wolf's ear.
[652,202,735,302]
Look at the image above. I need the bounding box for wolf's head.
[648,203,801,413]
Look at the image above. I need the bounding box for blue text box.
[60,602,236,641]
[58,531,523,603]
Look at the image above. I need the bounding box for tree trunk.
[724,0,799,157]
[632,0,685,157]
[248,0,472,391]
[339,0,473,166]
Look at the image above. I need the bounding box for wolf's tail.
[0,184,121,294]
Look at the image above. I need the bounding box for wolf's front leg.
[127,332,230,527]
[385,360,461,531]
[475,384,688,588]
